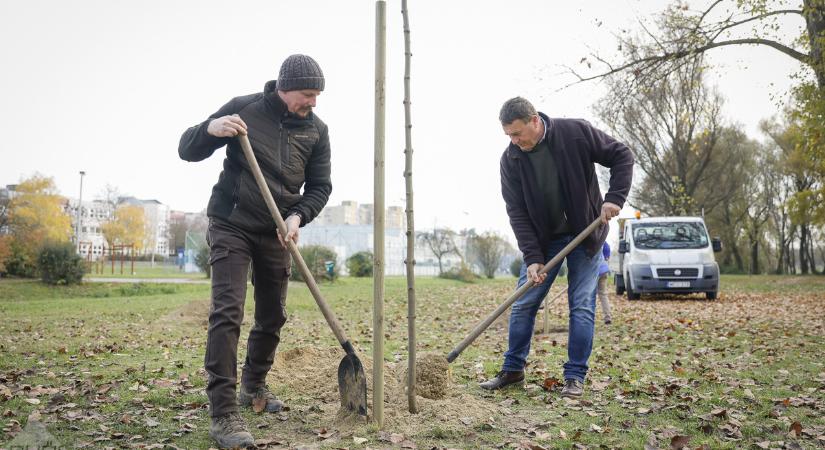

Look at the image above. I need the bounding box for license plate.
[667,281,690,288]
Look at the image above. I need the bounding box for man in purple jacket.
[480,97,633,398]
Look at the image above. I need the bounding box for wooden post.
[401,0,418,414]
[373,0,386,428]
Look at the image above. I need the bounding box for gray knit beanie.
[277,54,325,91]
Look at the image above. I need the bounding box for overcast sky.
[0,0,805,244]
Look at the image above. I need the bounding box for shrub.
[4,239,38,278]
[291,245,338,282]
[438,263,478,283]
[346,251,373,277]
[195,246,211,278]
[509,257,523,277]
[38,242,85,285]
[0,235,11,275]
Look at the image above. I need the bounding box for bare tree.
[418,228,460,275]
[468,232,512,279]
[596,57,731,215]
[568,1,824,91]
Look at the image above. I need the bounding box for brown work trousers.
[204,218,290,418]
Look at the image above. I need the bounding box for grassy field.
[0,275,823,449]
[85,261,207,280]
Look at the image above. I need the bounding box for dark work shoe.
[209,412,254,448]
[479,371,525,390]
[238,385,286,413]
[561,379,584,398]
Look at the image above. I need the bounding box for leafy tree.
[5,174,72,277]
[346,251,373,277]
[102,205,146,251]
[417,228,460,275]
[467,231,512,279]
[762,106,823,273]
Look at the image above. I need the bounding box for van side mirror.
[712,237,722,253]
[618,240,628,253]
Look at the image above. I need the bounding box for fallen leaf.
[542,377,561,391]
[789,421,802,437]
[669,434,690,449]
[252,397,267,414]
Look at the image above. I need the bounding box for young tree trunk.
[803,0,825,89]
[800,224,810,274]
[372,0,386,427]
[401,0,418,414]
[750,239,759,275]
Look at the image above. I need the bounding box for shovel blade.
[337,353,368,417]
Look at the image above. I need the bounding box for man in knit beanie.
[179,54,332,448]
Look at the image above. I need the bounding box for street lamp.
[76,171,86,253]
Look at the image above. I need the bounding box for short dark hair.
[499,97,536,125]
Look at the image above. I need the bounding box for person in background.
[596,241,612,325]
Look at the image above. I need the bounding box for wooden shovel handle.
[237,133,353,353]
[446,218,603,363]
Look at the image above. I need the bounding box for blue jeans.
[502,235,602,382]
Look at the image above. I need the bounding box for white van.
[615,216,722,300]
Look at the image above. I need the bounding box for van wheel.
[706,291,717,300]
[626,282,640,300]
[615,274,625,295]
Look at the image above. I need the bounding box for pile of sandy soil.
[269,346,499,434]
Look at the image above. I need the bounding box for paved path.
[86,277,209,284]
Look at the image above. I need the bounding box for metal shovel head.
[337,352,368,417]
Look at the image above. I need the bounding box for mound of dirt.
[405,353,450,400]
[267,345,499,433]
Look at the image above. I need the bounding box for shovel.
[237,132,368,417]
[447,218,603,363]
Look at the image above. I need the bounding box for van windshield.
[631,222,709,249]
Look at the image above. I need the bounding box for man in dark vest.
[480,97,633,398]
[179,54,331,448]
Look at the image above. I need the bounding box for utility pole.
[76,171,86,253]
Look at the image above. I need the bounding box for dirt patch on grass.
[160,299,211,327]
[268,345,499,435]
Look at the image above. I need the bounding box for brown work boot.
[561,379,584,398]
[209,412,254,448]
[238,384,286,413]
[479,370,525,390]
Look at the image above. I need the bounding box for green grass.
[86,261,207,279]
[1,275,823,449]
